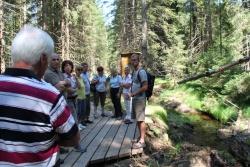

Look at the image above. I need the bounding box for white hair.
[11,24,54,65]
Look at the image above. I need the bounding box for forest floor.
[102,95,246,167]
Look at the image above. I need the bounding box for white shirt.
[93,75,107,92]
[122,74,132,94]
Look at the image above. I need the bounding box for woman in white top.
[121,66,133,123]
[61,60,78,123]
[91,66,107,118]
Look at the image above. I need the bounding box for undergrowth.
[156,78,249,123]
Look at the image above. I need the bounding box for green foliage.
[157,80,238,123]
[147,0,187,76]
[68,0,110,66]
[155,109,168,125]
[148,105,168,125]
[168,143,182,158]
[242,107,250,118]
[155,78,169,85]
[218,150,237,166]
[2,0,249,122]
[1,0,111,70]
[223,72,250,103]
[208,104,237,123]
[155,77,176,90]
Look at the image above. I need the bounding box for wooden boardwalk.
[60,116,143,167]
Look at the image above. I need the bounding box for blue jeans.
[67,99,77,123]
[76,99,86,122]
[85,94,90,120]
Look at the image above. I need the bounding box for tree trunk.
[189,11,192,57]
[41,0,47,29]
[204,0,212,50]
[208,0,212,45]
[131,0,135,47]
[61,17,65,59]
[141,0,148,64]
[60,0,70,60]
[219,2,222,56]
[178,56,250,84]
[0,0,4,73]
[122,0,128,52]
[20,0,27,26]
[65,0,70,60]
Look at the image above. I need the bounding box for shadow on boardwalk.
[60,107,143,167]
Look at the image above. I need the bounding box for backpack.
[136,69,155,100]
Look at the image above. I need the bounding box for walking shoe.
[94,114,98,119]
[59,159,64,164]
[59,148,69,154]
[78,124,86,130]
[132,141,146,149]
[80,122,87,126]
[101,113,107,117]
[124,119,133,124]
[116,116,122,120]
[131,138,140,143]
[74,145,87,153]
[85,119,93,124]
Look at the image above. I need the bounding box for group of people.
[91,66,132,123]
[0,25,148,167]
[44,55,92,132]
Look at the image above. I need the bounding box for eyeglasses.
[52,58,59,61]
[77,69,83,71]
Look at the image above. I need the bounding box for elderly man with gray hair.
[0,25,80,167]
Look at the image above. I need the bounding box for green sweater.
[76,77,86,100]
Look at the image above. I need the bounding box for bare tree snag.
[178,56,250,84]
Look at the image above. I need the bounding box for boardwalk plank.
[60,117,102,161]
[119,122,137,158]
[90,119,121,164]
[73,118,115,167]
[61,117,109,167]
[105,122,128,161]
[80,117,102,139]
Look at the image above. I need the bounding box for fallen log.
[178,56,250,84]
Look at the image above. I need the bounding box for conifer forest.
[0,0,250,166]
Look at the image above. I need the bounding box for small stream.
[167,110,227,150]
[165,109,246,167]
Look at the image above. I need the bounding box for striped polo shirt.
[0,68,78,167]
